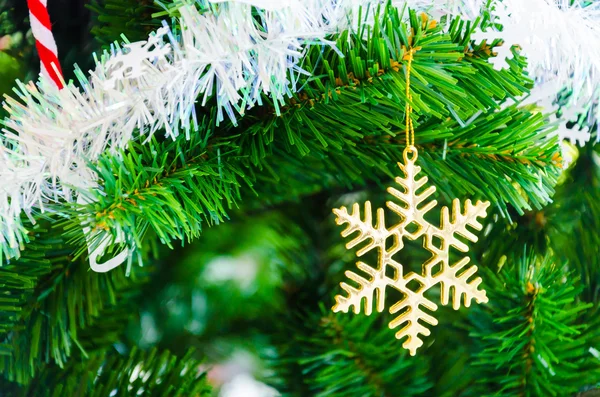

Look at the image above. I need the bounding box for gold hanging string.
[404,48,417,161]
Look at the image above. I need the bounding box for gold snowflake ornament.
[332,149,490,355]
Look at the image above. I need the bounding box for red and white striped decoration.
[27,0,63,89]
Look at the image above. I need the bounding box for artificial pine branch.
[271,305,432,397]
[65,100,558,267]
[214,6,559,215]
[42,6,560,267]
[469,251,599,396]
[88,0,161,45]
[0,235,151,384]
[7,347,211,396]
[0,224,57,340]
[0,3,561,263]
[548,143,600,303]
[60,132,248,261]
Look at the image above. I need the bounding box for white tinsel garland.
[420,0,600,145]
[1,0,599,264]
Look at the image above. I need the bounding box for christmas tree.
[1,0,600,395]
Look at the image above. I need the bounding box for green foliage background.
[1,1,599,396]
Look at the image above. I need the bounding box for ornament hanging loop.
[77,194,129,273]
[403,145,418,163]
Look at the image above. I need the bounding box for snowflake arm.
[386,160,437,238]
[436,257,488,309]
[422,198,489,309]
[333,261,387,315]
[333,202,391,256]
[437,198,490,252]
[388,274,439,356]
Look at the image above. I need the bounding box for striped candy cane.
[27,0,64,88]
